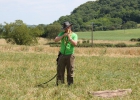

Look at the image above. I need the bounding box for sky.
[0,0,95,25]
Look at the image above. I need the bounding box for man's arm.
[54,35,64,42]
[69,38,77,46]
[54,32,68,42]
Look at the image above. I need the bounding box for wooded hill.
[53,0,140,31]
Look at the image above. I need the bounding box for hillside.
[54,0,140,31]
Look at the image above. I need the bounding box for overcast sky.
[0,0,95,25]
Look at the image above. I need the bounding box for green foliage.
[130,38,138,42]
[138,38,140,42]
[48,42,61,47]
[130,38,140,42]
[77,42,123,47]
[43,23,61,39]
[55,0,140,31]
[0,24,3,38]
[3,20,43,45]
[123,21,137,29]
[48,41,140,48]
[86,17,123,31]
[136,43,140,47]
[114,43,127,47]
[0,24,3,34]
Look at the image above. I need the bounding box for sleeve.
[58,32,64,37]
[73,34,78,41]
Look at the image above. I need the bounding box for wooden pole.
[91,23,94,47]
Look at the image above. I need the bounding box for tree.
[3,20,43,45]
[0,24,3,37]
[44,23,61,39]
[123,21,137,29]
[54,0,140,31]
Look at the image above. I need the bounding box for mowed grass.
[77,29,140,40]
[0,50,140,100]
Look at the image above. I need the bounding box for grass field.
[0,29,140,100]
[0,50,140,100]
[77,29,140,40]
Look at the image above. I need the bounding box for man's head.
[62,21,73,31]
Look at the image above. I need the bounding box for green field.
[77,29,140,40]
[0,29,140,99]
[0,51,140,100]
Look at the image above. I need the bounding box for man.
[54,21,78,86]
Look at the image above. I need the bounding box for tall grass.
[77,29,140,40]
[0,50,140,100]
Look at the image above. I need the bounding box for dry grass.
[78,39,138,45]
[75,47,140,57]
[0,38,140,58]
[0,39,8,45]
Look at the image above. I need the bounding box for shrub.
[3,20,43,45]
[87,40,90,43]
[77,43,92,47]
[136,43,140,47]
[137,38,140,42]
[94,43,114,47]
[130,38,137,42]
[130,38,140,42]
[115,43,127,47]
[48,42,139,48]
[82,40,87,44]
[44,24,61,39]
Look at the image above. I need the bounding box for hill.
[53,0,140,31]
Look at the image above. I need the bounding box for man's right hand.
[63,33,68,37]
[63,29,70,36]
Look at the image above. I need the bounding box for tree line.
[54,0,140,31]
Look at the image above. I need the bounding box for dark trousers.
[56,54,75,85]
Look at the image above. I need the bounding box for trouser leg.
[67,54,75,85]
[56,55,66,85]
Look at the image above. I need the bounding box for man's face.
[65,26,71,32]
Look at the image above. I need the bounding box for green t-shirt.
[58,32,78,55]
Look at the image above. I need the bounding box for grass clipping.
[88,89,132,98]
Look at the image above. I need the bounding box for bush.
[48,42,61,45]
[123,21,137,29]
[130,38,137,42]
[77,43,114,47]
[3,20,43,45]
[136,43,140,47]
[48,42,140,48]
[94,43,114,47]
[137,38,140,42]
[44,24,61,39]
[82,40,87,44]
[130,38,140,42]
[115,43,127,47]
[77,43,92,47]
